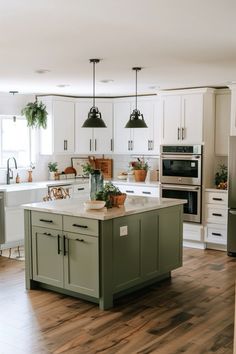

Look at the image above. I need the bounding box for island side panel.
[99,219,114,310]
[159,205,183,273]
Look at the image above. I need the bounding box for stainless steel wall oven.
[160,145,202,223]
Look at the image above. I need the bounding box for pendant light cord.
[135,69,137,110]
[93,61,95,107]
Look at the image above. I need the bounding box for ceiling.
[0,0,236,96]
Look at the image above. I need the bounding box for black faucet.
[6,157,18,184]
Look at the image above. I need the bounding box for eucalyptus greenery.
[21,100,48,129]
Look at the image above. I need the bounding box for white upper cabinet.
[40,97,75,155]
[75,99,113,154]
[182,94,203,144]
[159,88,215,145]
[113,97,159,155]
[160,91,204,145]
[113,100,132,154]
[215,89,231,156]
[159,95,181,144]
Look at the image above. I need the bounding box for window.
[0,116,31,168]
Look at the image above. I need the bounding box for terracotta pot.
[134,170,147,182]
[111,193,127,207]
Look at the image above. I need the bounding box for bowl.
[84,200,106,210]
[117,175,127,180]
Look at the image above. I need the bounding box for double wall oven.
[160,145,202,223]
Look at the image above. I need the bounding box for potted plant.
[215,164,228,189]
[129,157,149,182]
[96,182,126,208]
[21,100,48,129]
[48,162,58,180]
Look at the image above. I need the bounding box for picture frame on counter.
[71,157,90,176]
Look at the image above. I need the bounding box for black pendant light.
[125,67,148,128]
[82,59,106,128]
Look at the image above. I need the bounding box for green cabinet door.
[112,215,141,292]
[141,210,160,280]
[63,232,99,298]
[159,206,183,273]
[32,226,63,288]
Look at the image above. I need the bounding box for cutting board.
[95,158,113,179]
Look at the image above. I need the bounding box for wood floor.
[0,248,235,354]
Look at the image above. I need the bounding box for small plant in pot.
[95,182,126,208]
[215,164,228,190]
[21,100,48,129]
[129,157,149,182]
[48,162,58,180]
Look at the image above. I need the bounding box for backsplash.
[0,154,160,184]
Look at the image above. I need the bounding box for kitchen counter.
[24,195,184,309]
[111,180,160,187]
[23,196,185,220]
[205,188,228,193]
[0,178,89,192]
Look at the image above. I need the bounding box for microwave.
[160,145,202,186]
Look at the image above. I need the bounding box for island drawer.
[32,211,62,230]
[63,216,98,236]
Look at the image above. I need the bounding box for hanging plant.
[21,100,48,129]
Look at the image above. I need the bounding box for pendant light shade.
[125,67,148,128]
[82,59,107,128]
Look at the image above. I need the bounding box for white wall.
[0,93,35,115]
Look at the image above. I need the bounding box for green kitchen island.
[23,196,185,310]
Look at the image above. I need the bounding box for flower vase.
[134,170,147,182]
[89,170,104,200]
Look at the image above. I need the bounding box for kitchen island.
[23,196,185,309]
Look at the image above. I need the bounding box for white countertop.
[205,188,228,193]
[0,178,159,192]
[0,178,89,192]
[23,196,186,221]
[111,180,160,187]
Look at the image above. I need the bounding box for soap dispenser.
[16,173,20,183]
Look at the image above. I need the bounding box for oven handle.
[161,184,200,191]
[161,155,201,160]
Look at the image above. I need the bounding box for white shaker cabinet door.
[160,95,181,144]
[181,94,203,144]
[93,102,113,154]
[53,100,75,153]
[5,207,24,244]
[131,100,155,154]
[113,101,132,154]
[75,100,113,154]
[75,101,94,154]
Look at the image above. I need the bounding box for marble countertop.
[23,196,186,221]
[0,178,160,192]
[0,178,89,192]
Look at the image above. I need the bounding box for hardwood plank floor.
[0,248,235,354]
